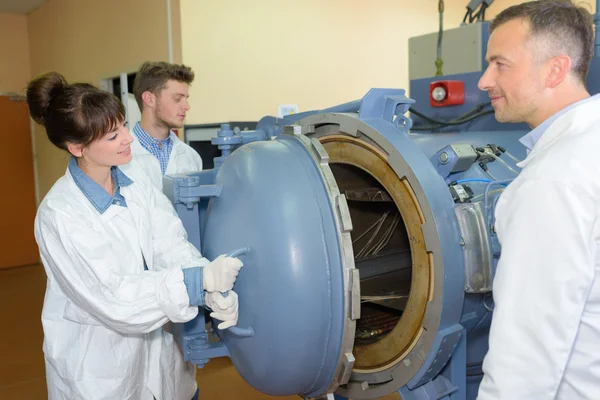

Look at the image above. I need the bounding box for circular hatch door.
[202,132,358,398]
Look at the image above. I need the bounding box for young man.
[129,62,205,400]
[130,61,203,190]
[476,1,600,399]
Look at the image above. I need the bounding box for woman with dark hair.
[29,72,242,400]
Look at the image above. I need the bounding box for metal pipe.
[119,73,129,127]
[436,0,444,76]
[166,0,173,63]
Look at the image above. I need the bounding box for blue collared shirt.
[132,122,174,175]
[519,94,600,152]
[68,157,133,214]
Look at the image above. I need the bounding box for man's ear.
[546,55,572,88]
[142,91,156,109]
[66,142,84,158]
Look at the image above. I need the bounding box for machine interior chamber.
[331,163,411,344]
[321,135,433,372]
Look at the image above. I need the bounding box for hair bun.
[27,72,68,125]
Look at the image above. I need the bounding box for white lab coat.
[478,97,600,399]
[131,131,203,190]
[35,163,209,400]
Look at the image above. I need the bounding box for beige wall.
[28,0,177,199]
[0,13,31,94]
[21,0,598,198]
[181,0,467,123]
[179,0,596,124]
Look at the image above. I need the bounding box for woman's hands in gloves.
[205,291,239,329]
[202,255,242,329]
[202,255,243,292]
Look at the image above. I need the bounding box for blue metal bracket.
[337,326,466,400]
[172,310,229,369]
[163,171,222,252]
[211,124,240,158]
[163,172,222,205]
[399,325,466,400]
[399,374,458,400]
[211,123,267,168]
[189,332,230,364]
[358,88,415,130]
[442,326,467,399]
[408,324,464,390]
[256,99,361,138]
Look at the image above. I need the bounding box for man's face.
[478,18,548,126]
[153,79,190,129]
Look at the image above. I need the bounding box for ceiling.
[0,0,47,14]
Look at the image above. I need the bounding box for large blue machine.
[166,3,600,399]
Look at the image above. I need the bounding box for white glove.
[205,291,239,330]
[202,254,243,293]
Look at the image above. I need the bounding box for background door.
[0,95,38,269]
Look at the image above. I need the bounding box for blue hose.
[456,178,492,184]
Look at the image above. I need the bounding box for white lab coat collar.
[63,167,154,269]
[166,134,189,174]
[131,132,189,172]
[517,96,600,169]
[130,129,203,190]
[130,132,151,156]
[131,130,186,155]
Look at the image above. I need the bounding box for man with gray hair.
[477,1,600,399]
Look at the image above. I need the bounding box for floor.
[0,264,399,400]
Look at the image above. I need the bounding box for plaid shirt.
[132,122,174,175]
